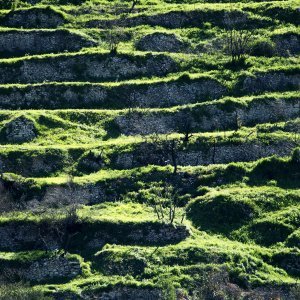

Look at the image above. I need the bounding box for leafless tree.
[223,11,254,64]
[140,134,181,174]
[225,29,253,63]
[35,176,82,254]
[149,184,180,225]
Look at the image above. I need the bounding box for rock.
[1,7,66,28]
[136,32,188,52]
[4,116,37,143]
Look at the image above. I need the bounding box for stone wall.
[82,287,162,300]
[0,71,296,110]
[24,257,81,282]
[0,135,294,177]
[87,9,267,30]
[0,148,68,177]
[0,53,177,84]
[86,223,190,250]
[136,32,188,52]
[0,30,96,57]
[241,72,300,94]
[0,223,52,251]
[126,78,226,107]
[0,77,225,109]
[114,140,293,169]
[0,222,190,251]
[273,34,300,57]
[0,7,66,28]
[115,96,300,135]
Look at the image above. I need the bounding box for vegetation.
[0,0,298,299]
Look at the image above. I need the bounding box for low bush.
[251,38,276,57]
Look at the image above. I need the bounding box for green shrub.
[286,229,300,248]
[251,38,276,57]
[187,193,257,233]
[247,220,293,246]
[0,284,52,300]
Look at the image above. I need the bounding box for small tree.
[175,112,195,143]
[38,176,81,254]
[141,134,180,175]
[223,11,254,65]
[225,29,253,64]
[149,184,180,225]
[105,26,127,54]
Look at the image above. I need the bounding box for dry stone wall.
[273,34,300,56]
[88,9,268,30]
[0,77,225,109]
[241,72,300,94]
[115,97,300,135]
[114,140,293,169]
[0,149,67,177]
[0,30,96,57]
[0,7,66,28]
[0,54,177,84]
[82,287,162,300]
[136,32,188,52]
[0,222,190,251]
[0,71,297,109]
[24,257,81,282]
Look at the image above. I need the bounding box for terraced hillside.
[0,0,299,299]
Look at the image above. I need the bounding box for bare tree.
[36,176,82,254]
[140,134,181,175]
[223,11,254,64]
[149,184,180,225]
[225,29,253,64]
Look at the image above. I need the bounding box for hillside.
[0,0,299,299]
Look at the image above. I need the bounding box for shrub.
[251,38,276,57]
[0,283,52,300]
[248,220,293,246]
[187,193,256,233]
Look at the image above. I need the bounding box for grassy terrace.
[0,0,299,299]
